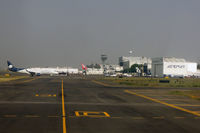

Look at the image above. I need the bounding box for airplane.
[81,64,87,75]
[7,61,78,76]
[81,64,87,71]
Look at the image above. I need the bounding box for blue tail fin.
[7,61,18,72]
[7,61,13,67]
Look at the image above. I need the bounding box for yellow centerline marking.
[62,80,67,133]
[125,90,200,117]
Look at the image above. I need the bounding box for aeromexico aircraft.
[7,61,74,76]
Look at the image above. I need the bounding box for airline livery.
[7,61,78,76]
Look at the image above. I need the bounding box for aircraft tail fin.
[81,64,87,70]
[7,61,19,72]
[7,61,14,68]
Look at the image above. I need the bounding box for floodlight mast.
[129,48,134,56]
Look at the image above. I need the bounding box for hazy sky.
[1,0,200,69]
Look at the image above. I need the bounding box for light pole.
[129,48,134,56]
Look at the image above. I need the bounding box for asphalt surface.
[0,76,200,133]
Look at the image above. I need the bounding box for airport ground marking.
[75,111,110,118]
[61,80,67,133]
[35,94,56,97]
[124,90,200,117]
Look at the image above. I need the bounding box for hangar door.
[154,64,163,77]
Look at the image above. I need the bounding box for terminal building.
[85,64,123,75]
[151,57,198,77]
[119,56,152,71]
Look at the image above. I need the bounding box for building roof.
[163,57,186,62]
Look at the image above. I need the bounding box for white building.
[103,64,123,72]
[119,56,152,70]
[86,68,104,75]
[152,57,197,77]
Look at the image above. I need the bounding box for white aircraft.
[7,61,78,76]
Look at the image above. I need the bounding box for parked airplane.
[7,61,78,76]
[81,64,87,71]
[81,64,87,75]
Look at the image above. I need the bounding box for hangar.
[152,57,197,77]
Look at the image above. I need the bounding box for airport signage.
[167,65,185,69]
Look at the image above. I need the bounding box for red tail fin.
[81,64,87,70]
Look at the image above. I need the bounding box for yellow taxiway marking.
[4,115,16,118]
[103,112,110,117]
[75,111,110,118]
[125,90,200,117]
[62,80,67,133]
[75,111,80,117]
[35,94,56,97]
